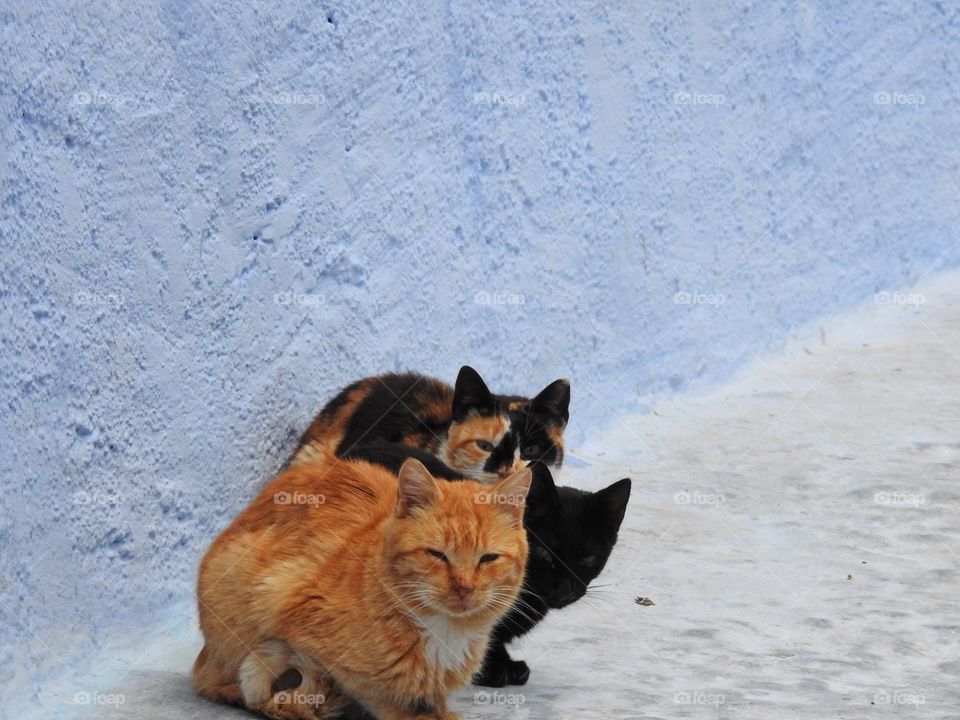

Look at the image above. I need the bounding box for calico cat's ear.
[530,378,570,425]
[490,466,533,525]
[396,458,439,517]
[452,365,495,420]
[525,462,562,519]
[594,478,632,532]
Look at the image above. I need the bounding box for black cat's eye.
[534,545,556,565]
[475,439,495,452]
[479,553,499,564]
[427,549,448,562]
[582,554,599,567]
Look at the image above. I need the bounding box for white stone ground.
[65,271,959,719]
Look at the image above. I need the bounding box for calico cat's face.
[386,459,532,619]
[442,366,570,484]
[524,466,631,609]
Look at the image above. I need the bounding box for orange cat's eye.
[427,549,448,563]
[479,553,499,564]
[475,440,495,452]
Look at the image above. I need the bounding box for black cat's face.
[444,366,569,483]
[524,468,631,609]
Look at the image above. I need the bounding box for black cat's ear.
[524,462,562,519]
[594,478,631,532]
[530,378,570,425]
[452,366,494,421]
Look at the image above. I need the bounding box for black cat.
[342,441,632,688]
[474,468,631,687]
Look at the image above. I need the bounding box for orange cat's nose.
[453,584,474,600]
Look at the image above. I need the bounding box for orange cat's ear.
[396,458,439,517]
[490,467,533,525]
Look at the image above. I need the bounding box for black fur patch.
[270,667,302,694]
[475,469,632,687]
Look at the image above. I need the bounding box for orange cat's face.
[384,459,531,619]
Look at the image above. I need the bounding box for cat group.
[195,366,631,720]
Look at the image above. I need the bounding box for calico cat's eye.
[427,549,448,562]
[475,439,495,452]
[479,553,499,564]
[522,444,542,458]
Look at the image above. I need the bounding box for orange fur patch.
[293,379,377,464]
[442,414,508,481]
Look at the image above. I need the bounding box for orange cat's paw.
[250,693,318,720]
[437,712,461,720]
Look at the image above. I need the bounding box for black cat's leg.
[472,639,510,688]
[506,656,530,686]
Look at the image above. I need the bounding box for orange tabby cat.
[194,454,532,720]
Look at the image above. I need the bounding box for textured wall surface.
[1,0,958,708]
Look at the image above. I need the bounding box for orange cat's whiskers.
[518,580,546,601]
[486,594,537,626]
[377,584,436,616]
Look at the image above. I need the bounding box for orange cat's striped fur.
[194,454,532,720]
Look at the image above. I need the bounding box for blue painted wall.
[2,0,958,706]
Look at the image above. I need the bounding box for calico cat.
[194,455,532,720]
[293,366,569,483]
[342,441,632,689]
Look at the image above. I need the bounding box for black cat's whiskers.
[581,588,619,609]
[581,593,618,608]
[571,594,611,614]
